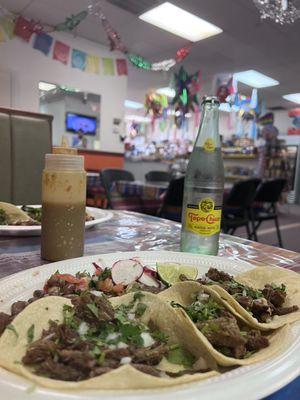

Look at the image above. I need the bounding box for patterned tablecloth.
[0,210,299,398]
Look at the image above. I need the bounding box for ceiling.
[1,0,300,108]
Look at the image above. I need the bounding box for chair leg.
[274,216,283,248]
[245,223,251,240]
[249,208,258,241]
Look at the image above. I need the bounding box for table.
[0,210,299,399]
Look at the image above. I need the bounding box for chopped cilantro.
[135,303,147,317]
[0,209,8,225]
[271,283,286,292]
[166,346,195,368]
[119,323,144,346]
[133,292,144,301]
[63,304,78,329]
[151,330,168,343]
[98,268,112,281]
[98,352,105,365]
[244,350,255,359]
[27,324,35,344]
[86,303,99,318]
[7,324,18,338]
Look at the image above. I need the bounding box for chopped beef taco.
[0,293,218,389]
[196,266,300,330]
[159,281,290,367]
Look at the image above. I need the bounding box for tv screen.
[66,112,97,136]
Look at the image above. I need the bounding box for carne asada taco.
[198,266,300,330]
[159,281,290,367]
[0,293,218,389]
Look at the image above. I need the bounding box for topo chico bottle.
[180,96,224,255]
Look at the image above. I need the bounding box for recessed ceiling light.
[124,100,144,109]
[156,87,175,97]
[139,2,222,42]
[282,93,300,104]
[233,70,279,88]
[39,82,57,91]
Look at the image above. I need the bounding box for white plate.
[0,251,298,400]
[0,206,113,237]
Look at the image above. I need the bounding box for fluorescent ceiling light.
[139,2,222,42]
[282,93,300,104]
[156,87,175,97]
[124,100,144,109]
[125,115,151,123]
[39,82,57,91]
[233,70,279,88]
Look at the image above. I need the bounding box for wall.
[0,32,127,153]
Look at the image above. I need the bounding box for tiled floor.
[233,204,300,253]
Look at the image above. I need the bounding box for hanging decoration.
[253,0,300,24]
[171,67,201,127]
[54,11,88,32]
[87,1,192,71]
[145,92,168,120]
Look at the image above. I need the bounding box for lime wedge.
[156,263,198,286]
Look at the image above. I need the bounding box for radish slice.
[138,270,160,288]
[111,259,143,285]
[143,266,157,278]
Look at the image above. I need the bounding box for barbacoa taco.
[196,266,300,330]
[0,292,218,389]
[158,281,290,367]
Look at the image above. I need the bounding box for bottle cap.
[202,96,220,105]
[45,154,85,171]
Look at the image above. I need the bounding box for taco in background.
[159,281,290,367]
[198,266,300,330]
[0,292,218,389]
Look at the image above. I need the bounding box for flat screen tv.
[66,112,97,136]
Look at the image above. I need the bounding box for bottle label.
[185,197,222,236]
[203,138,216,152]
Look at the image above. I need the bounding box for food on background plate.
[0,293,217,389]
[0,202,39,226]
[0,202,95,226]
[158,281,289,366]
[196,267,300,329]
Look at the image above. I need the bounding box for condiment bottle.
[41,149,86,261]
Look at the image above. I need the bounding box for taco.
[195,266,300,330]
[159,281,290,367]
[0,292,218,389]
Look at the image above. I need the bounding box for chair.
[158,176,185,222]
[250,178,287,247]
[100,168,135,209]
[145,170,172,183]
[222,178,261,238]
[0,107,52,204]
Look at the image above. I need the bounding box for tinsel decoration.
[87,1,192,71]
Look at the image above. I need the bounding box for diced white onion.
[108,344,117,350]
[127,312,135,320]
[90,290,103,297]
[117,342,128,349]
[193,357,208,371]
[77,321,89,336]
[107,332,121,341]
[141,332,155,347]
[120,357,132,365]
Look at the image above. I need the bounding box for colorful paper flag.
[102,57,115,75]
[53,40,70,65]
[14,16,34,42]
[71,48,87,71]
[1,17,15,39]
[86,54,100,74]
[116,59,128,76]
[0,27,5,43]
[33,32,53,55]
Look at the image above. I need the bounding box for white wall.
[0,32,127,153]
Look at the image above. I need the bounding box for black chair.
[250,178,287,247]
[145,170,172,183]
[100,168,134,209]
[158,176,185,222]
[222,178,261,238]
